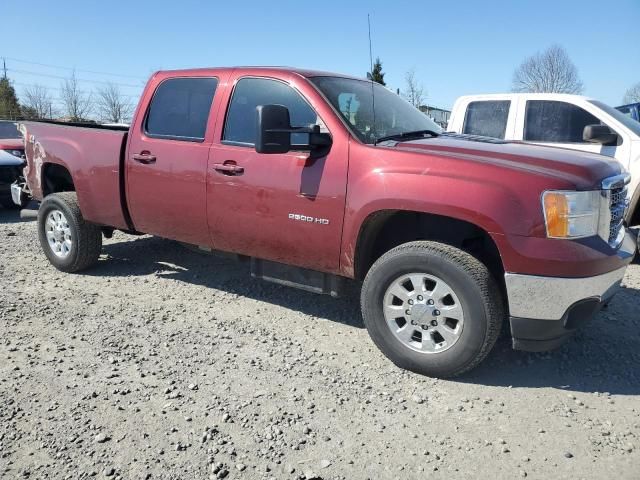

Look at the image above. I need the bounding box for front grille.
[608,185,627,246]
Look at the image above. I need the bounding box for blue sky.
[2,0,639,110]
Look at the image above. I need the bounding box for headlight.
[542,190,601,239]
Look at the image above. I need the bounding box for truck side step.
[250,258,343,297]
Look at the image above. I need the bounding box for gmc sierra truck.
[15,67,636,378]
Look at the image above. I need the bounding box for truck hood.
[0,150,25,166]
[390,136,620,189]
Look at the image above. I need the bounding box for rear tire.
[38,192,102,272]
[361,241,503,378]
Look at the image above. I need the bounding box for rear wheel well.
[354,210,505,287]
[42,163,74,196]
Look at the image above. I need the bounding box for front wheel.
[38,192,103,272]
[361,241,504,378]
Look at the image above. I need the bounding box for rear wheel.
[361,241,503,378]
[38,192,102,272]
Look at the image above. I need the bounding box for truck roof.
[152,66,363,81]
[454,92,596,103]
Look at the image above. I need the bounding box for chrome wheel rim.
[45,209,73,259]
[383,273,464,354]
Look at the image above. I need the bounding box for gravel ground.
[1,207,639,480]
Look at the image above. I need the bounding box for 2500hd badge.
[288,213,330,225]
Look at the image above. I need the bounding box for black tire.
[38,192,102,272]
[361,241,504,378]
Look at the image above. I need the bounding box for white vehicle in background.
[448,93,640,227]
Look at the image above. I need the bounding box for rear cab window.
[463,100,511,139]
[0,121,21,139]
[524,100,602,143]
[145,77,218,142]
[222,77,322,147]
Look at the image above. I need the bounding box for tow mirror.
[255,104,332,154]
[583,124,619,146]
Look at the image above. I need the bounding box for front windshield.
[590,100,640,137]
[310,76,442,144]
[0,121,21,139]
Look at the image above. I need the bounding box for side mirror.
[256,104,292,154]
[583,124,619,146]
[255,104,332,154]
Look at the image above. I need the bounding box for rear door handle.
[132,152,157,164]
[213,162,244,175]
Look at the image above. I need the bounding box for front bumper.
[505,230,636,351]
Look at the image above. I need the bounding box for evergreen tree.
[367,57,386,86]
[0,76,21,120]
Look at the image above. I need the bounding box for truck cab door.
[517,99,629,162]
[126,76,221,246]
[458,98,515,140]
[206,75,348,273]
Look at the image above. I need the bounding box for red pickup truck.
[16,67,636,377]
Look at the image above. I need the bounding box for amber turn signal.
[543,192,570,238]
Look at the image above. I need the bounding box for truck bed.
[22,121,131,230]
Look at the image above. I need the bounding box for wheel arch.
[41,162,76,196]
[353,209,506,288]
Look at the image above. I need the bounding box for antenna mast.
[367,14,377,145]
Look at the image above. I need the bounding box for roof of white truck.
[454,93,596,103]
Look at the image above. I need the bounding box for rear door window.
[462,101,510,139]
[524,100,600,143]
[145,77,218,141]
[223,77,319,146]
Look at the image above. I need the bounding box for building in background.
[419,105,451,129]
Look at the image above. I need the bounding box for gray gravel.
[1,207,639,479]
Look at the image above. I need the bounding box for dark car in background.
[616,102,640,122]
[0,120,26,209]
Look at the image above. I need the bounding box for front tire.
[38,192,102,272]
[361,241,503,378]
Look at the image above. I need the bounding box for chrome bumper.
[505,231,635,321]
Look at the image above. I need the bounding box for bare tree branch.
[512,45,583,94]
[402,69,425,108]
[623,82,640,104]
[60,71,93,121]
[96,83,133,123]
[23,84,56,119]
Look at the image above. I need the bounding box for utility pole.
[2,58,6,79]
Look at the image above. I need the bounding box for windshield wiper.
[375,129,440,144]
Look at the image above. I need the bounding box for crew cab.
[15,68,636,378]
[448,93,640,229]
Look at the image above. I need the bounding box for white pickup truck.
[448,93,640,227]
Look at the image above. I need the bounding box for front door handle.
[213,162,244,175]
[132,152,157,164]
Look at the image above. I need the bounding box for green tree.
[367,57,386,86]
[0,76,21,120]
